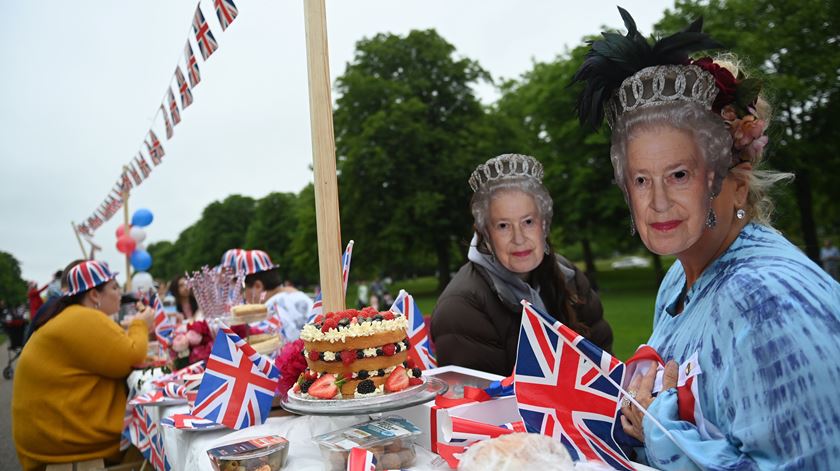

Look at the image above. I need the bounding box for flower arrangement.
[690,57,767,159]
[170,320,214,370]
[274,339,306,400]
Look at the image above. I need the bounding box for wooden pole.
[122,188,132,292]
[71,222,88,259]
[303,0,344,313]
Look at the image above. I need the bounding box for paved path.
[1,342,22,470]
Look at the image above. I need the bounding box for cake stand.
[280,376,448,416]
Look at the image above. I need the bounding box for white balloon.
[132,271,155,294]
[129,226,147,242]
[135,242,146,251]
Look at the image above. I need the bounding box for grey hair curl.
[470,174,553,252]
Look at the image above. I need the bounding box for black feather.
[572,6,725,129]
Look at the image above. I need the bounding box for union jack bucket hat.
[66,260,118,296]
[219,248,244,270]
[236,250,278,276]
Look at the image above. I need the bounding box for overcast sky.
[0,0,673,284]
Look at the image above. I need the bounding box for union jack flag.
[161,413,221,430]
[192,5,218,60]
[305,242,352,323]
[390,290,437,370]
[347,447,377,471]
[443,417,526,443]
[117,169,133,193]
[128,162,143,185]
[146,130,165,165]
[342,240,354,294]
[184,41,201,87]
[307,292,323,322]
[135,153,152,178]
[191,325,279,430]
[175,66,193,109]
[152,292,175,349]
[167,88,180,125]
[160,105,173,139]
[213,0,239,31]
[515,301,634,470]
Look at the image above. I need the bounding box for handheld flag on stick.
[307,240,354,322]
[515,300,635,470]
[390,290,437,370]
[191,324,279,430]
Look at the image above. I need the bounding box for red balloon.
[116,223,130,238]
[116,235,137,254]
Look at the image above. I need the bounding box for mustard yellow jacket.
[12,304,147,470]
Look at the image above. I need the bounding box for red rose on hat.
[691,57,737,112]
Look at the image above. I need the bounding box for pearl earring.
[736,208,746,220]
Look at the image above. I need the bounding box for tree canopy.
[0,251,27,306]
[333,29,492,290]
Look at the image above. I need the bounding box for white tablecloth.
[155,405,448,471]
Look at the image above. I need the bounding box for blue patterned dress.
[641,223,840,470]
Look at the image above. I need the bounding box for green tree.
[289,184,319,284]
[147,240,178,281]
[333,29,491,290]
[494,46,644,286]
[0,251,27,306]
[656,0,840,260]
[245,192,299,278]
[182,195,256,269]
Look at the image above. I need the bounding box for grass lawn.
[378,262,671,362]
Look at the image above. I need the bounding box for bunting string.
[76,0,239,238]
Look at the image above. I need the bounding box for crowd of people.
[5,8,840,471]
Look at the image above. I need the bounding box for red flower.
[188,342,213,363]
[275,339,307,399]
[691,57,737,112]
[188,320,210,337]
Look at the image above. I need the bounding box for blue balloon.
[131,208,154,227]
[130,250,153,271]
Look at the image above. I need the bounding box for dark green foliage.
[333,29,491,290]
[0,251,27,306]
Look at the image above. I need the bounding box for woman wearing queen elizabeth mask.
[431,153,613,376]
[573,8,840,469]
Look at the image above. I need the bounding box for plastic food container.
[313,416,421,471]
[206,435,289,471]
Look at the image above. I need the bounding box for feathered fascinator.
[572,7,724,129]
[573,7,769,160]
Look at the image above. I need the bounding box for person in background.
[26,281,47,319]
[168,275,198,321]
[432,154,611,376]
[239,250,314,341]
[572,9,840,468]
[12,260,153,470]
[356,280,369,309]
[45,269,63,300]
[820,239,840,280]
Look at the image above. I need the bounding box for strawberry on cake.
[292,307,423,399]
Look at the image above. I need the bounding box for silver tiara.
[469,154,544,192]
[605,64,718,128]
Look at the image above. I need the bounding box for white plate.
[281,376,448,416]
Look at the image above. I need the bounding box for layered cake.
[295,307,422,399]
